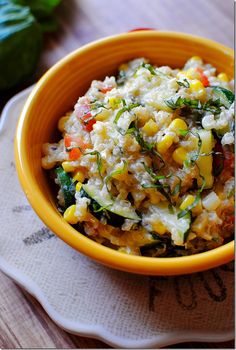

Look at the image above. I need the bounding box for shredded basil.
[142,163,172,204]
[117,70,127,86]
[180,130,202,167]
[127,121,165,168]
[105,160,127,184]
[165,96,223,114]
[178,173,206,219]
[176,79,190,88]
[114,103,140,124]
[142,63,157,75]
[84,151,102,177]
[172,176,182,196]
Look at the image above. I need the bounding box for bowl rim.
[14,30,234,275]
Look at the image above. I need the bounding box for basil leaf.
[84,151,102,176]
[176,79,190,88]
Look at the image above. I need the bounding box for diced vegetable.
[55,167,75,209]
[80,184,140,227]
[148,204,191,246]
[195,129,214,189]
[212,87,234,109]
[202,191,221,211]
[63,204,79,224]
[196,67,209,87]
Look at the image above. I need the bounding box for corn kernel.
[191,56,202,62]
[62,161,75,172]
[58,116,69,132]
[95,109,110,121]
[63,205,79,224]
[41,157,56,170]
[189,79,206,100]
[217,73,229,82]
[152,221,167,235]
[180,195,195,210]
[76,182,83,192]
[156,135,174,154]
[183,68,200,80]
[73,171,85,183]
[169,118,188,135]
[172,147,188,165]
[142,119,159,136]
[108,97,121,110]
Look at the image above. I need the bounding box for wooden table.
[0,0,234,348]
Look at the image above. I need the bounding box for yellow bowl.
[15,31,234,275]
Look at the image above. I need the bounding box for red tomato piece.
[100,86,113,93]
[196,67,209,87]
[85,118,96,132]
[69,148,82,160]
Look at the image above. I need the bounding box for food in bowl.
[41,56,234,257]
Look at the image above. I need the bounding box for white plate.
[0,88,234,348]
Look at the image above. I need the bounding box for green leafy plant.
[0,0,62,90]
[12,0,61,19]
[0,0,42,90]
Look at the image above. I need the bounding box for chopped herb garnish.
[176,79,190,88]
[142,63,157,75]
[141,62,167,77]
[165,96,223,114]
[172,176,182,196]
[180,130,202,167]
[142,163,172,204]
[105,160,127,184]
[114,103,140,124]
[84,151,102,177]
[117,70,127,86]
[177,173,206,219]
[168,204,174,214]
[126,121,165,168]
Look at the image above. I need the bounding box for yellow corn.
[156,135,174,154]
[183,67,200,80]
[108,97,121,110]
[58,116,69,132]
[63,205,79,224]
[142,119,159,136]
[41,157,56,170]
[169,118,188,135]
[190,56,202,62]
[172,147,188,165]
[75,182,83,192]
[180,195,195,210]
[73,171,85,183]
[62,161,75,172]
[217,73,229,82]
[152,221,167,235]
[95,109,110,121]
[189,79,206,100]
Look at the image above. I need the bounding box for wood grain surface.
[0,0,234,348]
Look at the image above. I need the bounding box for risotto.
[42,56,234,257]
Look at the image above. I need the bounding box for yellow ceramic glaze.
[14,31,234,275]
